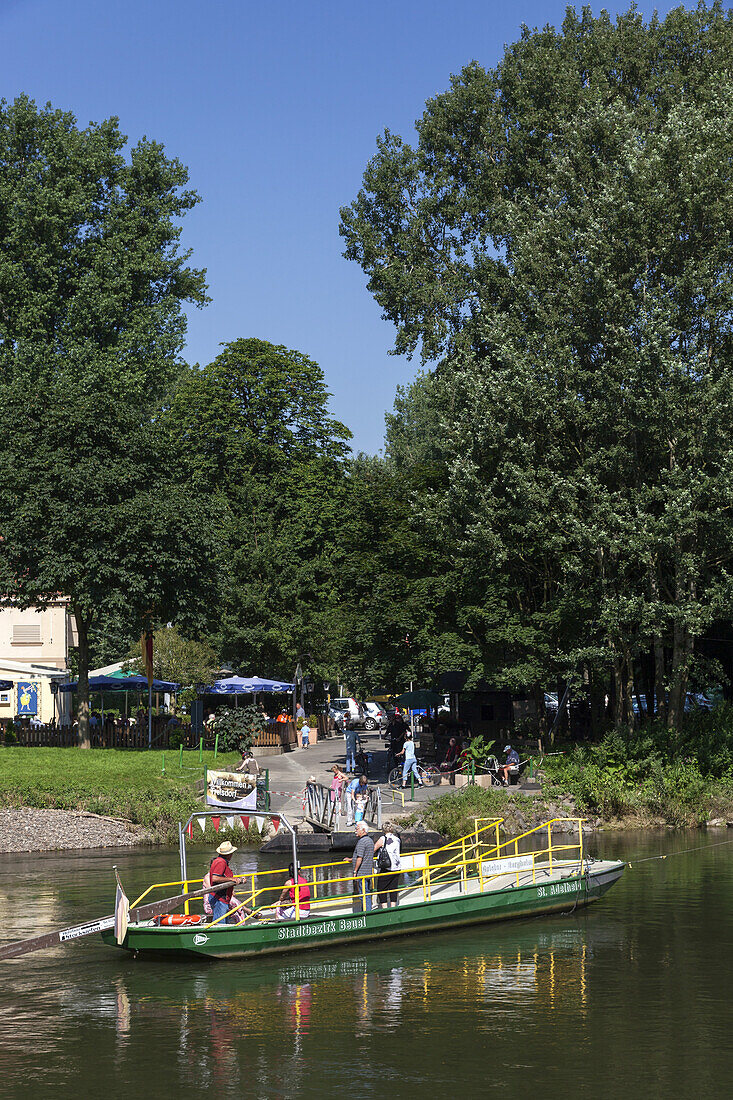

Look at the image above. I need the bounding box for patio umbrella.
[394,689,443,708]
[58,675,179,693]
[202,675,294,694]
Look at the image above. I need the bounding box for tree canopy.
[167,338,352,680]
[0,96,212,745]
[341,3,733,729]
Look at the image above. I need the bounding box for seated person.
[441,737,461,770]
[499,744,520,785]
[276,863,311,920]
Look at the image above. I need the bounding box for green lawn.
[0,746,247,842]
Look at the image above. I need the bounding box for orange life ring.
[159,914,203,926]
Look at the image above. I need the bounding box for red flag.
[186,822,193,840]
[272,816,280,833]
[211,816,220,833]
[240,815,249,830]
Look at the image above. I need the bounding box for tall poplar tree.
[0,96,211,746]
[341,4,733,730]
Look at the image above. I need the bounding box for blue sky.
[2,0,682,452]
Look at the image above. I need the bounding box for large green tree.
[341,4,733,731]
[0,96,212,746]
[168,338,351,682]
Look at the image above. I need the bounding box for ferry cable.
[626,835,733,868]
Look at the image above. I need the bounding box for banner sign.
[17,681,39,715]
[206,770,257,812]
[480,855,534,877]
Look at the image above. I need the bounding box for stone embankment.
[0,808,151,853]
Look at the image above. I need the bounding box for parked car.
[331,697,367,728]
[362,701,388,730]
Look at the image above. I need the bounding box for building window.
[12,624,42,645]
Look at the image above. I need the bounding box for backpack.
[377,842,392,873]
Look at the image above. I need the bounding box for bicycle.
[388,761,441,790]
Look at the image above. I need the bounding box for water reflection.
[98,927,596,1083]
[0,833,731,1099]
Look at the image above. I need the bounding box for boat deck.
[174,859,618,930]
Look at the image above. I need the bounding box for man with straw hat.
[208,840,243,925]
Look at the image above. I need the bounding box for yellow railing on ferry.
[130,817,586,926]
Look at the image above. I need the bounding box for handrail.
[130,817,586,923]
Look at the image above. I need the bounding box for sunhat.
[216,840,237,856]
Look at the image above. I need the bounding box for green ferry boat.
[101,814,624,961]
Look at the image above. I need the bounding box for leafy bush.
[212,704,262,753]
[168,726,185,750]
[542,719,731,824]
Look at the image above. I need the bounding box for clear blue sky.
[2,0,682,452]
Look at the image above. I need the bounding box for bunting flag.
[272,816,280,834]
[211,816,220,833]
[197,816,206,833]
[253,816,264,834]
[240,815,250,831]
[186,821,194,840]
[226,816,237,830]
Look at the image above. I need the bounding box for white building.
[0,600,76,723]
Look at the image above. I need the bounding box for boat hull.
[101,861,624,960]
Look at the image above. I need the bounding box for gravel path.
[0,808,151,852]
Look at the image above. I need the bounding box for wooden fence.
[4,713,337,751]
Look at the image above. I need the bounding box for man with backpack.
[373,824,401,908]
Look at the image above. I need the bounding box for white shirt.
[383,833,401,870]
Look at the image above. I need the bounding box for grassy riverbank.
[0,746,262,844]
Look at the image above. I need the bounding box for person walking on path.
[373,824,401,908]
[398,732,423,789]
[386,713,407,770]
[351,822,374,913]
[345,724,357,772]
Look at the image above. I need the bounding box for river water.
[0,830,731,1099]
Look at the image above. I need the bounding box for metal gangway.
[303,780,382,832]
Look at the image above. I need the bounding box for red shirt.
[287,874,311,912]
[210,856,234,904]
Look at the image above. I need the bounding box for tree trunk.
[75,608,91,750]
[622,644,635,729]
[613,654,626,729]
[668,626,693,733]
[533,682,547,748]
[589,671,606,741]
[667,577,695,732]
[653,635,666,724]
[556,677,568,739]
[649,568,667,724]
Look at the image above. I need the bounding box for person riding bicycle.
[398,732,423,789]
